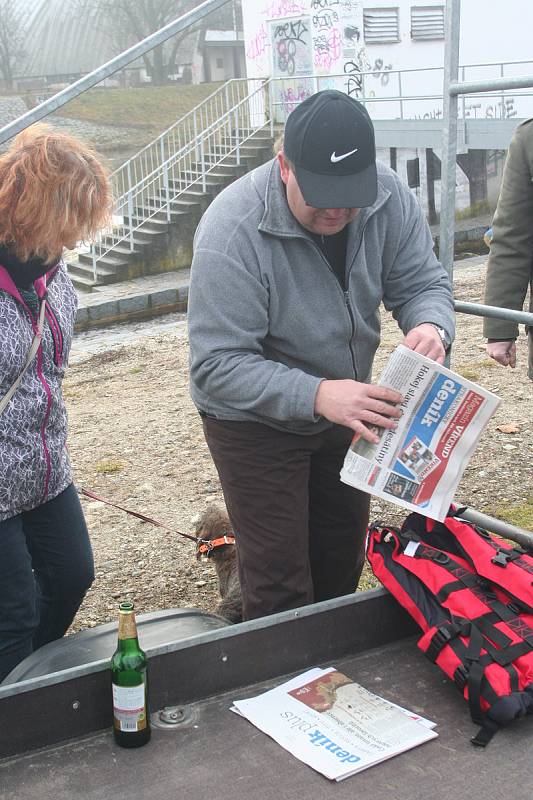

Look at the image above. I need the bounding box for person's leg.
[23,484,95,649]
[0,515,39,682]
[202,417,317,620]
[308,425,370,602]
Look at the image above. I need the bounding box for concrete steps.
[66,126,275,291]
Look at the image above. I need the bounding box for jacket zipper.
[17,279,58,501]
[36,345,53,501]
[308,219,370,379]
[343,218,372,376]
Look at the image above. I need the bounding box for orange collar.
[197,534,236,557]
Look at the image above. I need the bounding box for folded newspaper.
[340,345,501,521]
[232,667,437,781]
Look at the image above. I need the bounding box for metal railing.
[91,78,268,277]
[440,0,533,280]
[88,56,533,281]
[267,59,533,122]
[440,0,533,336]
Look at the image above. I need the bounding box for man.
[188,90,455,620]
[483,118,533,380]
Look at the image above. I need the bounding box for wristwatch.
[427,323,451,351]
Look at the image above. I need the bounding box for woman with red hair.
[0,124,113,683]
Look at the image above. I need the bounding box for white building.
[242,1,533,119]
[241,1,533,217]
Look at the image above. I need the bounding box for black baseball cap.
[283,90,377,209]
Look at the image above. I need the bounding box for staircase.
[66,79,278,291]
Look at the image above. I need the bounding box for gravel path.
[64,261,533,631]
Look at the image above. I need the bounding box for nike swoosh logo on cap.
[330,148,358,163]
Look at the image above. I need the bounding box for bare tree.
[0,0,26,89]
[76,0,239,85]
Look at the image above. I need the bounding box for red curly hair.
[0,123,113,264]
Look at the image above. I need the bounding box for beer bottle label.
[117,614,137,640]
[112,683,147,732]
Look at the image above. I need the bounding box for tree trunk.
[456,150,488,209]
[425,148,438,225]
[151,44,167,85]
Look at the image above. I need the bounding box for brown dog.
[194,505,242,624]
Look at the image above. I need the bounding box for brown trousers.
[201,416,370,621]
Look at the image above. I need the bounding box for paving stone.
[75,307,90,325]
[151,288,179,307]
[118,294,150,314]
[88,300,119,321]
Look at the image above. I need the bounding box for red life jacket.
[367,509,533,746]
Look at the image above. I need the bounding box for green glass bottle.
[111,601,151,748]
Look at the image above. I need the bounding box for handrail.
[454,302,533,326]
[90,77,271,278]
[115,78,250,176]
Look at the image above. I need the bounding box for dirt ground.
[65,261,533,632]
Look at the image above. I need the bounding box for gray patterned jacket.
[0,262,77,521]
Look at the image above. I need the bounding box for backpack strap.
[406,541,533,743]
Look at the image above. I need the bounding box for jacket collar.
[0,263,60,304]
[258,158,391,240]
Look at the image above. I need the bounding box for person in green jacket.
[483,119,533,380]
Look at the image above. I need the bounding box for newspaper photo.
[232,667,437,782]
[340,345,501,521]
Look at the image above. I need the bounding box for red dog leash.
[80,487,235,556]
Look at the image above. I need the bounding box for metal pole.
[0,0,231,144]
[461,64,465,119]
[268,80,274,137]
[449,74,533,95]
[439,0,462,278]
[454,301,533,325]
[127,162,134,251]
[459,507,533,552]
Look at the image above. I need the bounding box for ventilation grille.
[363,8,400,44]
[411,6,445,40]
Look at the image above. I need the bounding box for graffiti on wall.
[279,82,314,115]
[270,17,313,76]
[414,97,518,120]
[246,23,270,64]
[262,1,306,18]
[250,0,367,79]
[244,0,367,118]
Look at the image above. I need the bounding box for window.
[363,8,400,44]
[411,6,445,40]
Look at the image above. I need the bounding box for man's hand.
[486,340,517,368]
[314,379,403,443]
[402,323,446,364]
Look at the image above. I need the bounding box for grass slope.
[57,82,224,136]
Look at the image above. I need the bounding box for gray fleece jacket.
[188,158,455,434]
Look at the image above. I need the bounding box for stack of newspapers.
[232,667,437,782]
